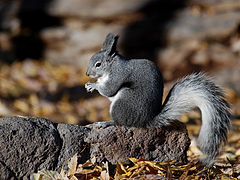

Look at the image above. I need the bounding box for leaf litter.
[33,154,240,180]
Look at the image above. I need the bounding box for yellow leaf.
[115,162,128,179]
[29,93,39,105]
[32,173,41,180]
[129,158,138,164]
[68,153,78,176]
[65,114,78,125]
[235,148,240,156]
[143,161,165,171]
[33,170,65,180]
[69,175,78,180]
[219,152,236,160]
[100,161,110,180]
[90,156,96,164]
[80,160,93,169]
[60,167,67,178]
[129,166,145,178]
[180,115,189,123]
[100,170,110,180]
[76,169,96,175]
[166,164,172,180]
[13,100,29,113]
[0,100,11,115]
[76,156,96,171]
[92,165,102,173]
[157,160,175,166]
[127,165,139,172]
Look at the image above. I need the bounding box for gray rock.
[166,10,240,44]
[0,116,61,180]
[0,116,190,179]
[85,122,190,164]
[0,161,17,180]
[47,0,148,18]
[41,24,124,68]
[0,116,90,179]
[189,0,240,13]
[56,123,90,171]
[213,66,240,94]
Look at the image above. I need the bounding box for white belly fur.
[97,73,109,97]
[97,73,123,114]
[109,90,123,114]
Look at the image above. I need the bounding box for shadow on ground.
[121,0,187,62]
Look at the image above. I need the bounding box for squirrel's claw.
[85,82,95,93]
[86,121,115,129]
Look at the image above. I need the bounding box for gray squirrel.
[85,33,231,167]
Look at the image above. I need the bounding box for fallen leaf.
[68,153,78,176]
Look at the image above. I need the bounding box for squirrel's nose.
[86,70,90,76]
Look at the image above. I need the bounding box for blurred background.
[0,0,240,126]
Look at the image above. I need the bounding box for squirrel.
[85,33,231,167]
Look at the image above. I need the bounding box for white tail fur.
[153,73,231,166]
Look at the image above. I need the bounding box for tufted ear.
[101,33,119,56]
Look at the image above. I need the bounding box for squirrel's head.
[86,33,119,78]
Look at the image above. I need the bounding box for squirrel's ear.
[101,33,119,56]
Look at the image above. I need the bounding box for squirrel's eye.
[95,62,101,68]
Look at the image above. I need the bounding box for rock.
[47,0,148,18]
[166,10,240,44]
[213,66,240,94]
[56,123,90,170]
[41,24,124,68]
[0,116,61,179]
[0,116,90,179]
[0,116,190,179]
[157,40,201,80]
[189,0,240,13]
[208,43,238,64]
[0,161,17,180]
[0,0,20,30]
[85,122,190,164]
[157,40,239,81]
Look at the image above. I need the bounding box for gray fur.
[85,33,231,167]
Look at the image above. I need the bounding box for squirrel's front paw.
[85,82,96,93]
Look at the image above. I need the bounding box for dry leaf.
[114,162,128,179]
[68,153,78,176]
[100,170,110,180]
[33,170,67,180]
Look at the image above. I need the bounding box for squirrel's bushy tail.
[153,73,231,167]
